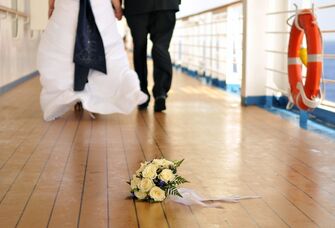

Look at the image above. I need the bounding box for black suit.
[125,0,180,100]
[125,0,180,15]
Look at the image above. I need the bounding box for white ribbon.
[169,188,261,208]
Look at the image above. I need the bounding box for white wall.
[0,0,40,88]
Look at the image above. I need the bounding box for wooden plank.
[118,114,170,228]
[0,79,40,123]
[241,108,335,195]
[0,119,43,168]
[236,110,335,226]
[0,121,50,200]
[249,107,335,172]
[0,77,44,143]
[107,115,139,228]
[0,117,67,227]
[15,113,80,228]
[77,115,109,228]
[46,114,93,228]
[0,86,45,166]
[135,113,201,228]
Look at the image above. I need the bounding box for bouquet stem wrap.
[169,188,261,208]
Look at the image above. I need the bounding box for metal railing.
[170,2,243,88]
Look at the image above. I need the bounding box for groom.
[122,0,181,112]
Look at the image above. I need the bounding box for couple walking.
[39,0,180,121]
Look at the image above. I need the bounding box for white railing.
[0,2,39,89]
[0,5,29,19]
[265,1,335,109]
[170,2,243,89]
[0,4,30,39]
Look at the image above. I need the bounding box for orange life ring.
[288,9,323,111]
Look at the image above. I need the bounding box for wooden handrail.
[0,5,28,18]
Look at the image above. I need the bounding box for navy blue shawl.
[73,0,107,91]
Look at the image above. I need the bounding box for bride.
[38,0,147,121]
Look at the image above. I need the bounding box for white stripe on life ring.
[288,57,301,65]
[308,54,323,63]
[288,54,323,66]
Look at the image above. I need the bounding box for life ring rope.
[296,82,322,109]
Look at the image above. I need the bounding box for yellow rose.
[130,176,141,190]
[149,187,166,202]
[159,169,175,182]
[142,164,158,179]
[134,191,147,200]
[138,178,154,192]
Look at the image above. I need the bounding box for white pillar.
[30,0,48,30]
[226,4,242,93]
[241,0,269,105]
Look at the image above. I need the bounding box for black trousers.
[126,11,176,99]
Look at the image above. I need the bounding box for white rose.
[130,176,141,190]
[153,159,174,168]
[161,159,174,168]
[159,169,175,182]
[138,178,154,192]
[134,191,147,200]
[152,159,164,166]
[142,164,158,179]
[149,187,166,202]
[136,162,149,176]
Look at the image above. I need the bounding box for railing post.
[226,4,242,93]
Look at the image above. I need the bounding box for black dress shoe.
[138,95,150,110]
[154,98,166,112]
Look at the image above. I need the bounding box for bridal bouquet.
[128,159,188,202]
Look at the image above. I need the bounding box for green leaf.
[173,175,189,185]
[173,159,185,168]
[166,186,183,198]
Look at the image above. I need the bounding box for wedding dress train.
[38,0,147,121]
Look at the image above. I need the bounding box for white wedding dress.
[38,0,147,121]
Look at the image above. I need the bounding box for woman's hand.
[114,7,123,20]
[48,7,54,18]
[112,0,123,20]
[49,0,55,18]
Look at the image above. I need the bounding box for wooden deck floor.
[1,69,335,228]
